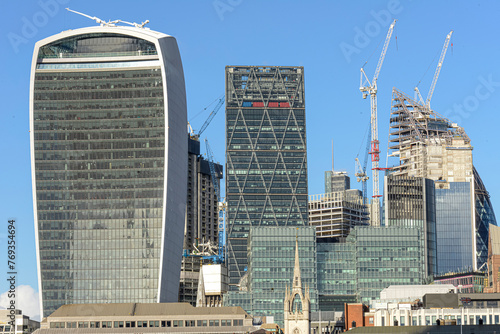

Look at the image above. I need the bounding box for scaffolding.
[388,88,471,181]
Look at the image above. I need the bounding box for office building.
[225,66,308,290]
[30,25,187,317]
[37,303,256,333]
[433,271,485,293]
[325,170,350,193]
[309,190,369,239]
[0,310,40,333]
[384,174,437,276]
[179,137,223,305]
[486,224,500,293]
[388,88,496,272]
[316,226,426,306]
[316,240,357,311]
[225,226,318,327]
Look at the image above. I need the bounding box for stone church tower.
[284,237,310,334]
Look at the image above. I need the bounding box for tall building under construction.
[179,137,223,305]
[388,88,496,273]
[225,66,308,290]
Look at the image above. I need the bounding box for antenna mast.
[66,8,149,28]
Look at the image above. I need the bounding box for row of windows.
[50,319,243,329]
[35,169,164,181]
[34,130,164,141]
[34,99,163,112]
[34,110,164,122]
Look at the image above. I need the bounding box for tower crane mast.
[355,129,370,205]
[425,30,453,109]
[359,19,396,227]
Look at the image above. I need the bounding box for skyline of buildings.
[30,26,188,317]
[20,17,500,329]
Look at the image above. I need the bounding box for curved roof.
[35,25,171,49]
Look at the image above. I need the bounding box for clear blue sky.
[1,0,500,310]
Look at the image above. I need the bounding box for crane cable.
[189,93,225,122]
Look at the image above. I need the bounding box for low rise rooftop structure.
[35,302,256,333]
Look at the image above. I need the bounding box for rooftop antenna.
[120,20,150,28]
[331,140,334,171]
[66,8,149,28]
[66,8,119,26]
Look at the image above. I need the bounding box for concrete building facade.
[486,224,500,293]
[36,303,255,333]
[30,25,188,317]
[0,310,40,333]
[309,190,369,239]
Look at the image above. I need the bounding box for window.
[185,320,195,327]
[102,322,112,328]
[90,321,100,328]
[125,321,135,328]
[425,316,430,325]
[66,322,77,328]
[470,316,474,325]
[137,321,147,328]
[161,321,171,327]
[114,321,124,328]
[173,320,183,327]
[233,319,243,326]
[50,322,65,328]
[412,316,417,326]
[457,316,462,325]
[432,316,437,325]
[400,316,405,326]
[496,315,500,324]
[79,322,89,328]
[369,317,374,325]
[221,319,231,326]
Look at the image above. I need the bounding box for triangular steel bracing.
[225,66,308,287]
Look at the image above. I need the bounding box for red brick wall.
[344,304,364,331]
[364,315,374,327]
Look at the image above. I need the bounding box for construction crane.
[359,19,396,227]
[355,127,370,205]
[189,96,225,140]
[414,30,453,109]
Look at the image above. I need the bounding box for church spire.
[293,232,302,291]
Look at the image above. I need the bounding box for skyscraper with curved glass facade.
[30,25,187,317]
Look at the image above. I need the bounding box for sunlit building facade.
[30,26,187,317]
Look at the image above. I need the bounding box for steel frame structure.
[225,66,308,288]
